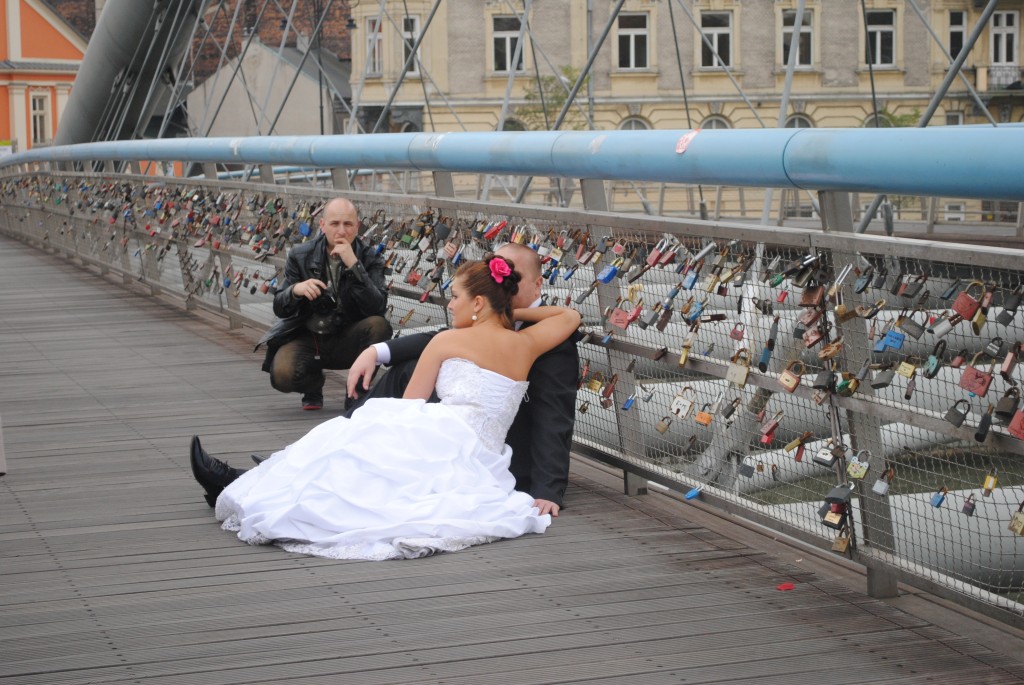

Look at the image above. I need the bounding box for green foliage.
[513,66,590,131]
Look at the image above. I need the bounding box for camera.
[305,292,340,334]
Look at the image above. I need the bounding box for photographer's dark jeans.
[270,315,392,397]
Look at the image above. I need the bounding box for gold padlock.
[586,372,605,393]
[779,360,805,393]
[896,359,917,378]
[655,415,673,434]
[832,533,851,554]
[678,345,690,367]
[983,468,998,497]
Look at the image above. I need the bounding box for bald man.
[344,243,580,516]
[255,198,392,410]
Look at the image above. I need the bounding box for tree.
[513,66,590,131]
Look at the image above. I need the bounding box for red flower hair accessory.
[489,257,512,283]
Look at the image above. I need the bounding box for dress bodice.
[436,358,528,453]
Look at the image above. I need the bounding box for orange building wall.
[20,1,84,61]
[0,86,9,141]
[0,4,9,61]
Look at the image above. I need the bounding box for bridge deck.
[2,234,1023,685]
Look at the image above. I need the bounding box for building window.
[701,115,731,130]
[366,18,383,75]
[991,11,1019,87]
[782,9,812,67]
[865,10,895,67]
[617,13,648,69]
[944,203,965,222]
[619,117,650,130]
[31,93,50,145]
[493,16,524,73]
[785,114,814,128]
[945,111,964,125]
[701,12,732,68]
[949,11,966,61]
[402,16,420,75]
[982,200,1018,222]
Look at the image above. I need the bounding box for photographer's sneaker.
[301,392,323,410]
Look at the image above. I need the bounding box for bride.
[189,254,582,560]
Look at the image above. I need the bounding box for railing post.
[0,414,6,476]
[581,178,648,497]
[331,168,350,190]
[819,190,899,599]
[433,171,455,198]
[259,164,274,186]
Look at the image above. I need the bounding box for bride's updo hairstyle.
[455,253,522,329]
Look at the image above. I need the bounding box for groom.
[345,243,579,517]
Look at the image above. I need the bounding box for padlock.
[778,361,804,393]
[960,352,996,398]
[928,312,963,338]
[904,376,917,400]
[720,397,742,421]
[896,358,917,379]
[726,349,751,387]
[1001,342,1020,381]
[601,373,619,400]
[995,387,1020,422]
[655,415,673,434]
[924,340,946,379]
[729,322,745,341]
[695,404,713,426]
[578,400,590,414]
[930,486,948,508]
[982,468,999,496]
[881,328,906,351]
[871,364,896,389]
[950,348,968,369]
[961,494,977,517]
[832,529,852,555]
[670,387,697,418]
[836,373,859,397]
[857,298,886,319]
[811,369,834,391]
[812,445,838,468]
[951,280,985,320]
[853,266,874,293]
[945,400,971,427]
[897,309,926,339]
[677,345,690,367]
[847,451,870,479]
[985,337,1006,359]
[1009,501,1024,536]
[586,372,605,393]
[872,466,895,496]
[738,461,756,478]
[997,285,1023,325]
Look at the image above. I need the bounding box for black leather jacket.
[256,233,388,367]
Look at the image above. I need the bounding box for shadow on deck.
[2,234,1024,684]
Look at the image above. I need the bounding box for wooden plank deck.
[2,233,1024,685]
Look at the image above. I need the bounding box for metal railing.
[1,129,1023,628]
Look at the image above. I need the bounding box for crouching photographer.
[256,198,392,410]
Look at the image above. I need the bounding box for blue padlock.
[873,337,888,353]
[299,221,311,237]
[682,269,699,290]
[882,329,906,350]
[684,300,704,323]
[548,266,560,285]
[596,259,622,284]
[223,276,232,288]
[758,346,772,372]
[930,487,948,507]
[622,394,636,410]
[562,264,578,280]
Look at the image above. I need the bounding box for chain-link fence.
[3,170,1023,626]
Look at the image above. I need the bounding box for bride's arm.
[402,331,454,400]
[516,306,582,358]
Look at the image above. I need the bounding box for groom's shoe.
[190,436,245,507]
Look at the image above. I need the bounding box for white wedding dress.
[215,358,551,560]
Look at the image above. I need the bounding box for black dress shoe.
[190,436,245,507]
[251,453,267,466]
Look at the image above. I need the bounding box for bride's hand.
[533,498,560,517]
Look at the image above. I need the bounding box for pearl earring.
[471,314,478,321]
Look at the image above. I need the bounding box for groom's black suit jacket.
[350,327,579,507]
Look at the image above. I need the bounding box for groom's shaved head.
[495,243,542,280]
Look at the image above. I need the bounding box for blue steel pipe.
[4,128,1022,201]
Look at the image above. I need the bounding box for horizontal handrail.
[3,128,1023,201]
